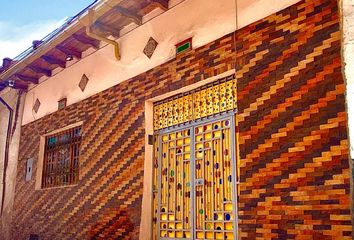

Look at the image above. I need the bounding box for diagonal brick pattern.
[11,0,352,239]
[236,0,352,239]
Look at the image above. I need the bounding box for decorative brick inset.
[32,98,40,113]
[143,37,158,59]
[79,74,89,92]
[58,98,67,110]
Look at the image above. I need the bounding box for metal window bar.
[42,126,82,188]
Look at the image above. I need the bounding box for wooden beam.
[72,34,100,49]
[56,46,82,60]
[28,65,52,77]
[14,83,28,90]
[94,22,120,38]
[9,80,28,90]
[114,6,142,25]
[41,55,66,68]
[150,0,169,11]
[15,74,39,84]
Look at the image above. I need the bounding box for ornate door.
[152,115,237,240]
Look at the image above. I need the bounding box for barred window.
[42,126,81,188]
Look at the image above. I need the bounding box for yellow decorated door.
[152,115,237,240]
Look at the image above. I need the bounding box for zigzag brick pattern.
[236,0,352,239]
[11,16,236,240]
[10,0,352,239]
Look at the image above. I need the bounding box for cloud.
[0,18,67,61]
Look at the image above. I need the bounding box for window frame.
[36,121,83,190]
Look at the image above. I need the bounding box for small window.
[42,126,82,188]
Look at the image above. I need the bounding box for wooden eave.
[0,0,170,92]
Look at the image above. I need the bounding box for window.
[153,74,237,130]
[42,126,82,188]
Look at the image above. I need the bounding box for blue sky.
[0,0,95,60]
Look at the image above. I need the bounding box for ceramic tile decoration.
[33,98,41,113]
[143,37,158,59]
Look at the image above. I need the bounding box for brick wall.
[236,0,352,238]
[11,16,235,240]
[11,0,352,239]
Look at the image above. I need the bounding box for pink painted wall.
[22,0,301,125]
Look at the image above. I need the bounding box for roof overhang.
[0,0,169,91]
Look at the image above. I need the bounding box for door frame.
[138,70,236,240]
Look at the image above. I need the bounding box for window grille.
[153,74,237,131]
[42,126,82,188]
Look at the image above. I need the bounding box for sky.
[0,0,96,61]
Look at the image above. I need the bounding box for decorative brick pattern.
[10,0,352,239]
[235,0,352,239]
[143,37,158,59]
[32,98,40,113]
[11,18,236,240]
[79,74,89,92]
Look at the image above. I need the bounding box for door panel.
[194,119,236,240]
[159,129,192,239]
[153,116,237,240]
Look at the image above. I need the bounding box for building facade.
[0,0,353,239]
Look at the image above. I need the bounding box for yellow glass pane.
[172,99,179,126]
[233,79,237,109]
[167,101,173,127]
[206,86,213,116]
[200,89,207,117]
[215,233,224,240]
[160,230,167,237]
[194,91,201,119]
[162,103,168,129]
[226,232,234,240]
[213,85,220,114]
[178,97,184,124]
[220,82,227,112]
[225,222,233,230]
[153,105,159,130]
[206,232,214,239]
[153,78,236,130]
[197,232,204,239]
[184,95,192,122]
[226,80,233,110]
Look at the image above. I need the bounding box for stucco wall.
[343,0,354,154]
[0,88,24,240]
[21,0,301,126]
[342,0,354,227]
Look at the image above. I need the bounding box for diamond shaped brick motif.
[143,37,158,59]
[58,98,67,110]
[79,74,89,92]
[33,99,40,113]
